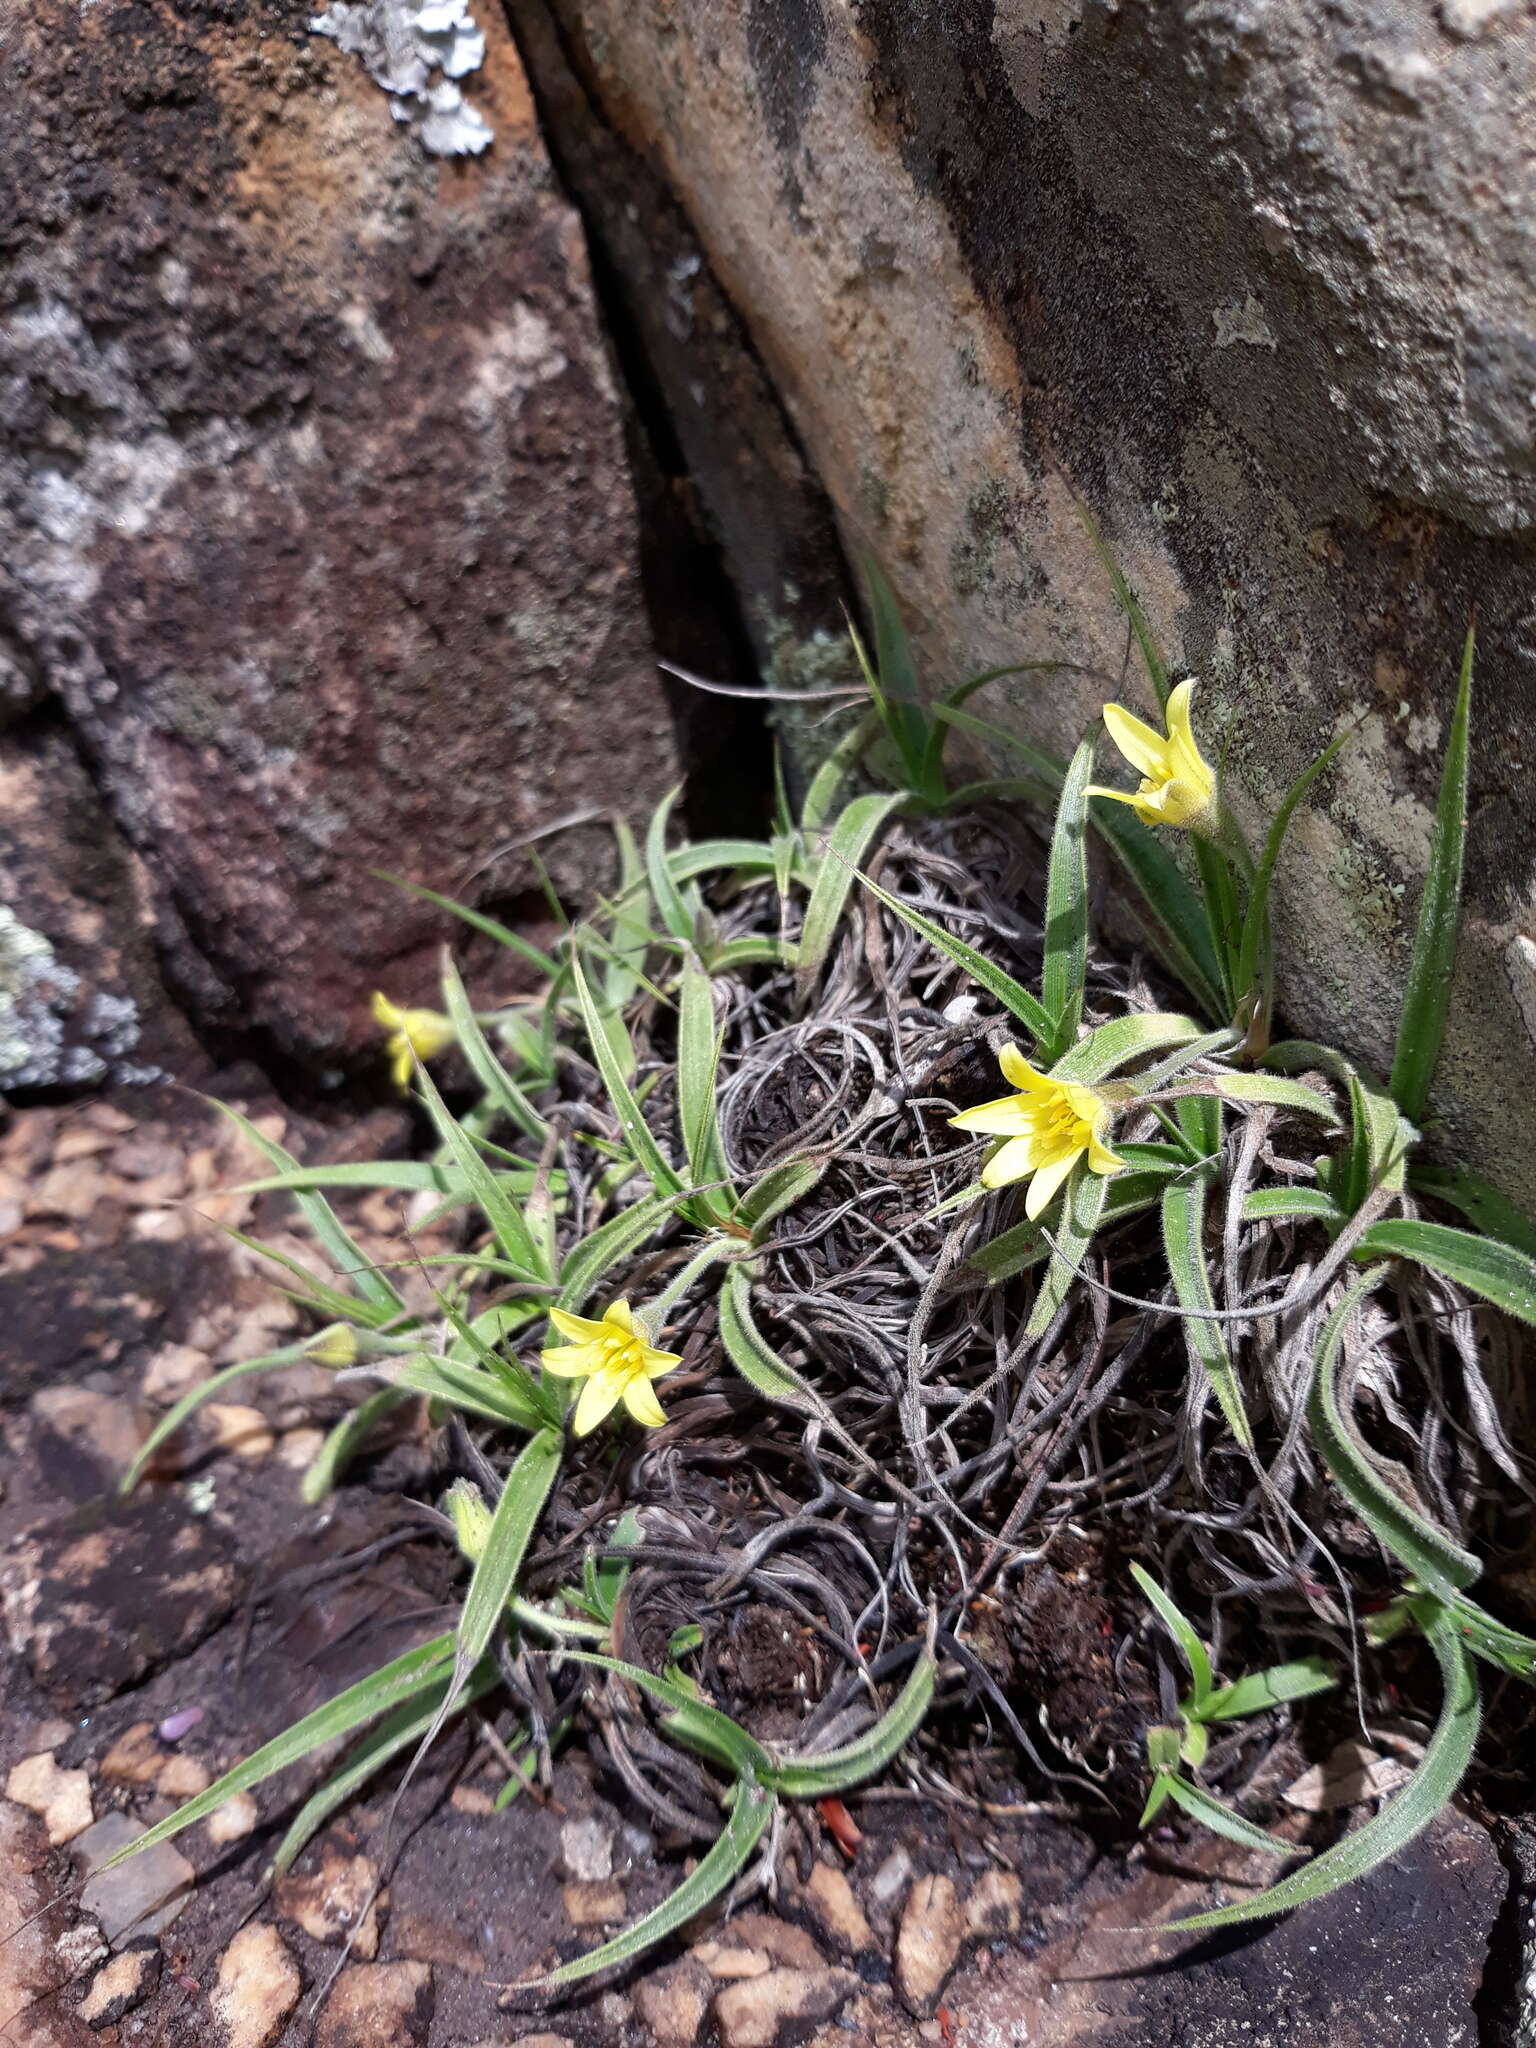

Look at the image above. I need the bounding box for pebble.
[211,1922,301,2048]
[559,1812,614,1881]
[205,1403,276,1459]
[692,1940,771,1980]
[450,1783,496,1816]
[867,1844,913,1909]
[140,1344,212,1406]
[6,1751,93,1844]
[278,1426,327,1470]
[157,1753,212,1800]
[315,1961,434,2048]
[79,1941,162,2027]
[717,1911,823,1970]
[206,1791,260,1847]
[100,1723,164,1787]
[275,1846,382,1957]
[25,1718,73,1755]
[895,1874,967,2015]
[965,1869,1024,1937]
[562,1879,626,1926]
[76,1812,195,1945]
[802,1861,875,1955]
[634,1958,712,2044]
[713,1966,860,2048]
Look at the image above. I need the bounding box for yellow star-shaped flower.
[1086,678,1216,831]
[371,991,457,1091]
[540,1299,683,1435]
[950,1044,1126,1218]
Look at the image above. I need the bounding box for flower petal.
[979,1134,1042,1190]
[549,1308,611,1344]
[951,1093,1036,1136]
[605,1300,636,1336]
[1086,1133,1128,1176]
[390,1040,414,1092]
[642,1347,684,1379]
[998,1044,1054,1093]
[1084,783,1143,813]
[372,991,406,1030]
[1102,702,1171,780]
[1024,1145,1079,1220]
[573,1369,624,1436]
[622,1375,669,1428]
[540,1341,604,1378]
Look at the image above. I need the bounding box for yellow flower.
[371,991,457,1091]
[540,1299,683,1435]
[1085,678,1216,831]
[950,1044,1126,1217]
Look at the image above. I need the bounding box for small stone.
[315,1961,434,2048]
[560,1812,613,1881]
[206,1791,260,1847]
[1440,0,1522,35]
[965,1869,1024,1937]
[692,1940,771,1980]
[634,1959,712,2044]
[275,1847,382,1957]
[450,1783,496,1815]
[713,1967,859,2048]
[277,1426,326,1470]
[101,1723,163,1786]
[59,1919,109,1977]
[867,1844,912,1909]
[390,1910,485,1976]
[76,1811,195,1945]
[25,1717,73,1755]
[79,1940,161,2028]
[157,1754,212,1800]
[140,1344,211,1406]
[205,1403,275,1459]
[211,1922,301,2048]
[562,1879,626,1926]
[802,1862,874,1955]
[6,1750,93,1844]
[720,1912,823,1971]
[895,1875,966,2015]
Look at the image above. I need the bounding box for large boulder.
[527,0,1536,1204]
[0,0,677,1063]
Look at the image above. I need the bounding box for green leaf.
[1025,1160,1110,1337]
[571,953,686,1204]
[1041,735,1094,1062]
[1265,1041,1407,1206]
[413,1058,547,1284]
[1355,1218,1536,1328]
[801,711,881,837]
[1236,725,1354,1013]
[300,1387,411,1502]
[440,955,549,1145]
[863,555,930,792]
[538,1776,775,1987]
[1171,1601,1479,1930]
[854,866,1053,1044]
[646,785,696,945]
[91,1633,458,1870]
[1242,1187,1346,1226]
[450,1429,563,1689]
[557,1191,678,1315]
[394,1351,545,1431]
[796,792,907,1002]
[1307,1268,1481,1599]
[372,872,561,980]
[1157,1773,1299,1858]
[120,1337,317,1493]
[717,1266,846,1437]
[1051,1012,1205,1086]
[1130,1563,1213,1707]
[561,1651,772,1779]
[214,1102,406,1321]
[1390,623,1473,1122]
[666,839,779,883]
[736,1156,827,1241]
[1172,1072,1340,1125]
[1162,1163,1252,1447]
[1199,1658,1336,1723]
[678,958,734,1222]
[1076,497,1169,710]
[970,1170,1165,1282]
[1410,1164,1536,1263]
[768,1640,936,1796]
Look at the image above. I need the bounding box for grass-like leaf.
[561,1651,772,1779]
[1389,623,1473,1122]
[373,871,561,980]
[854,866,1053,1043]
[1026,1161,1110,1337]
[413,1059,548,1284]
[448,1428,562,1703]
[796,792,906,1003]
[1076,496,1169,710]
[571,953,687,1206]
[556,1190,678,1315]
[1355,1218,1536,1328]
[300,1386,412,1502]
[736,1156,827,1241]
[1158,1773,1299,1858]
[1242,1188,1345,1226]
[678,958,734,1222]
[718,1266,846,1437]
[769,1636,936,1796]
[646,784,696,945]
[1410,1164,1536,1262]
[1041,735,1094,1062]
[1052,1012,1204,1086]
[1130,1563,1214,1706]
[120,1337,317,1493]
[1235,725,1354,1020]
[862,555,930,796]
[801,710,880,838]
[1162,1164,1252,1447]
[441,955,550,1145]
[1200,1659,1336,1723]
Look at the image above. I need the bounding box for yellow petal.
[390,1039,414,1092]
[643,1347,684,1379]
[549,1308,611,1344]
[1024,1146,1079,1220]
[1084,783,1143,813]
[980,1134,1042,1190]
[951,1093,1036,1136]
[540,1341,604,1378]
[372,991,406,1030]
[605,1300,636,1336]
[1086,1134,1128,1176]
[573,1369,624,1435]
[998,1044,1054,1093]
[1102,702,1171,780]
[622,1376,669,1428]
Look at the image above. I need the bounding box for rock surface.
[314,1960,434,2048]
[712,1965,859,2048]
[894,1873,966,2016]
[530,0,1536,1207]
[211,1923,302,2048]
[0,0,678,1066]
[75,1813,195,1947]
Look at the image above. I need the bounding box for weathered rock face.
[534,0,1536,1203]
[1,0,677,1062]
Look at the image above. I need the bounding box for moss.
[950,475,1013,597]
[859,464,891,528]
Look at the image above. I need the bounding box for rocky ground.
[0,1083,1520,2047]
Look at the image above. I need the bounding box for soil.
[0,1083,1523,2046]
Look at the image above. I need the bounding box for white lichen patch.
[310,1,494,156]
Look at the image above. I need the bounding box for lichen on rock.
[309,0,494,154]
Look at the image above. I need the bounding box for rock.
[75,1812,195,1946]
[895,1875,967,2016]
[211,1923,302,2048]
[966,1870,1025,1938]
[5,1751,93,1844]
[314,1961,434,2048]
[450,1784,497,1816]
[203,1404,277,1460]
[0,1238,219,1406]
[0,1800,100,2048]
[866,1845,913,1913]
[713,1967,859,2048]
[520,0,1536,1214]
[275,1847,383,1958]
[390,1910,485,1977]
[100,1724,164,1787]
[559,1812,614,1881]
[692,1940,771,1980]
[157,1754,213,1800]
[1,0,679,1070]
[78,1941,161,2029]
[141,1344,213,1407]
[801,1862,874,1956]
[2,1489,241,1708]
[717,1912,823,1971]
[634,1959,712,2044]
[561,1880,625,1927]
[205,1792,261,1848]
